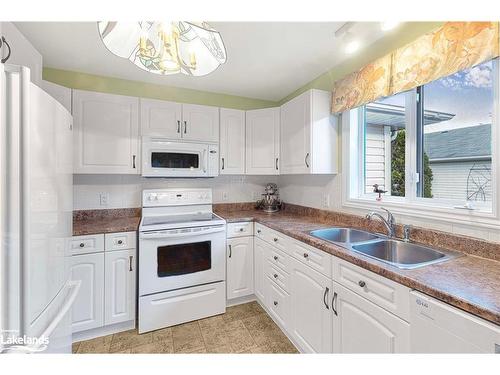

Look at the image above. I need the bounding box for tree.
[390,130,433,198]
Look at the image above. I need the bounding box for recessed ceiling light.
[343,31,360,54]
[381,21,400,31]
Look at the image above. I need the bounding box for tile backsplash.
[73,174,277,210]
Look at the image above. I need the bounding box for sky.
[374,59,495,134]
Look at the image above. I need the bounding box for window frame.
[341,58,500,228]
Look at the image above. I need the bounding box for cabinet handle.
[273,273,278,279]
[273,237,278,242]
[275,157,279,170]
[358,280,366,288]
[273,255,278,261]
[132,155,136,169]
[222,157,225,170]
[332,292,338,316]
[323,287,330,310]
[228,244,232,258]
[273,301,278,306]
[117,240,123,245]
[177,120,181,133]
[257,229,261,234]
[129,256,133,272]
[303,253,309,259]
[239,228,244,232]
[184,120,187,134]
[79,243,85,248]
[305,153,310,168]
[1,37,12,64]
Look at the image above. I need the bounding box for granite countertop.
[214,207,500,325]
[73,208,141,236]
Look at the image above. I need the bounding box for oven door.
[139,225,226,295]
[142,139,209,177]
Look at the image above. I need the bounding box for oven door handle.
[140,226,225,240]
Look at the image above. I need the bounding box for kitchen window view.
[356,58,497,212]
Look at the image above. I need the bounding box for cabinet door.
[245,107,280,175]
[70,253,104,333]
[181,103,219,142]
[104,249,136,325]
[227,236,254,300]
[140,98,182,138]
[289,257,332,353]
[332,282,410,353]
[254,238,268,304]
[73,90,140,174]
[280,91,311,174]
[220,108,245,174]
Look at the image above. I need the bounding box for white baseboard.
[72,320,135,343]
[226,294,257,307]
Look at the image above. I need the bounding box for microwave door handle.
[203,149,207,173]
[140,226,225,240]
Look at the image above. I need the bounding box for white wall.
[73,174,277,210]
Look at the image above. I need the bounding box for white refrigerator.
[0,64,79,353]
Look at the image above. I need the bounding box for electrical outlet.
[99,192,109,206]
[252,191,259,201]
[222,191,229,201]
[323,194,330,208]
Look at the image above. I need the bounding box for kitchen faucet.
[365,208,396,238]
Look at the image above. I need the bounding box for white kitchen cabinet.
[280,89,337,174]
[253,237,268,304]
[70,253,105,333]
[72,90,140,174]
[332,281,410,353]
[41,80,72,113]
[104,248,136,325]
[181,103,219,142]
[140,98,182,138]
[289,257,332,353]
[245,107,280,175]
[219,108,245,174]
[227,236,254,300]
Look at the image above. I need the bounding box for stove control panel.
[142,188,212,207]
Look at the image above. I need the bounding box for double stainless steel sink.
[310,227,459,269]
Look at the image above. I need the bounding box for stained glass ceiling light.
[98,21,227,76]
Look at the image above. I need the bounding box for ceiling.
[15,22,388,101]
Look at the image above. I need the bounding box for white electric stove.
[138,188,226,333]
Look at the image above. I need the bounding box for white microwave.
[142,137,219,177]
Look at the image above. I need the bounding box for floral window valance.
[331,22,499,114]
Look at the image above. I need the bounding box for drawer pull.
[273,255,278,261]
[273,301,278,306]
[117,240,123,245]
[257,229,261,234]
[358,280,366,288]
[273,238,278,242]
[273,273,278,279]
[303,253,309,259]
[239,228,244,232]
[79,243,85,248]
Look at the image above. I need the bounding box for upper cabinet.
[246,107,280,175]
[73,90,140,174]
[280,89,338,174]
[140,98,182,138]
[140,99,219,143]
[219,108,245,174]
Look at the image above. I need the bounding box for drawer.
[266,278,290,330]
[255,223,290,254]
[105,231,137,251]
[70,234,104,255]
[332,257,410,321]
[290,239,332,278]
[268,245,291,273]
[227,222,254,238]
[266,260,290,292]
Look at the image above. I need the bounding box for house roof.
[424,124,492,161]
[366,103,455,128]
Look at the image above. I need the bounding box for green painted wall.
[279,22,444,104]
[43,22,443,108]
[42,68,278,110]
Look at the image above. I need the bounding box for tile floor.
[72,301,299,354]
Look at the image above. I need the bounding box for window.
[349,58,497,214]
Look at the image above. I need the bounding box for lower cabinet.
[227,236,254,299]
[331,281,410,353]
[70,253,105,333]
[104,249,136,325]
[289,257,332,353]
[253,238,268,303]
